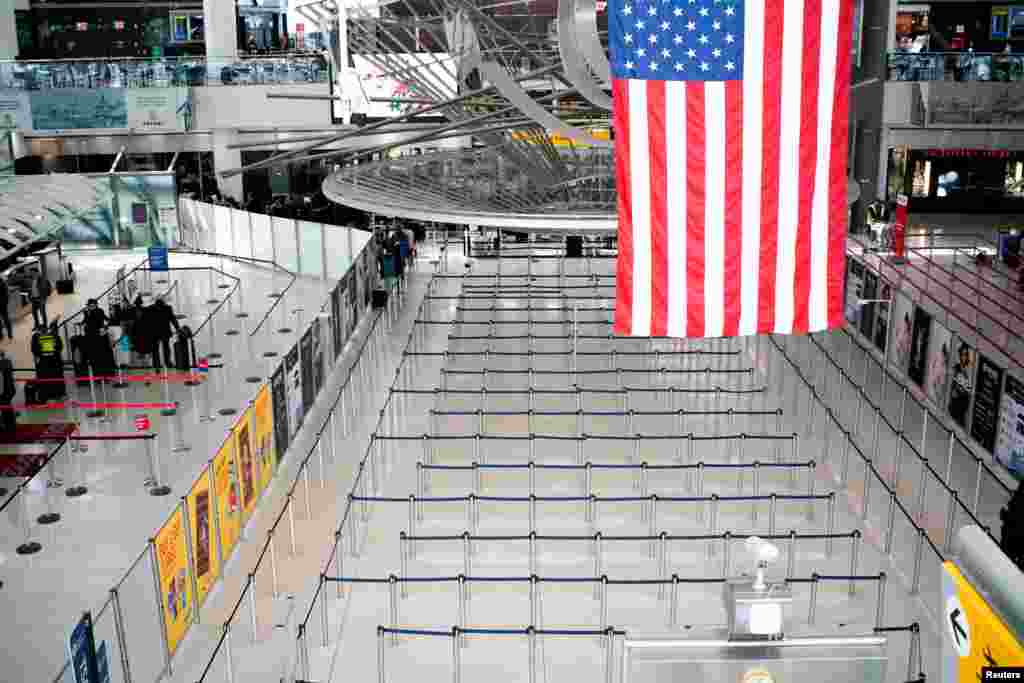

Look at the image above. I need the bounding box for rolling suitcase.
[88,332,117,382]
[70,334,90,387]
[174,327,195,371]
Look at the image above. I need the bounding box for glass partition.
[323,225,353,280]
[196,201,216,252]
[271,216,298,272]
[214,204,233,256]
[298,220,324,279]
[232,209,253,260]
[251,212,273,264]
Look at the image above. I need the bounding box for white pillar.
[203,0,239,62]
[212,128,244,202]
[0,0,24,60]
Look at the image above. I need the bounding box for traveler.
[29,270,51,328]
[82,299,109,337]
[0,277,11,340]
[143,296,181,371]
[0,350,15,432]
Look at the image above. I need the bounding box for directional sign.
[942,561,1024,683]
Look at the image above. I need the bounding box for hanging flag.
[610,0,852,338]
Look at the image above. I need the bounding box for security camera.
[745,536,780,591]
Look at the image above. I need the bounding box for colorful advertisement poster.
[907,306,932,387]
[271,364,290,462]
[254,384,277,491]
[287,344,304,439]
[126,88,189,132]
[154,506,193,656]
[971,355,1005,454]
[30,89,127,131]
[997,375,1024,478]
[68,611,98,683]
[845,258,865,327]
[891,292,915,375]
[236,408,259,519]
[212,438,242,558]
[186,468,219,607]
[948,339,977,429]
[873,280,893,354]
[925,320,953,409]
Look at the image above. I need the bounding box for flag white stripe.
[628,80,652,336]
[739,0,765,336]
[774,0,804,333]
[666,81,687,338]
[704,82,726,339]
[810,0,839,331]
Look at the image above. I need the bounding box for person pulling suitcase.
[0,350,16,433]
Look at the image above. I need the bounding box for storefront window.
[896,5,931,52]
[1006,161,1024,197]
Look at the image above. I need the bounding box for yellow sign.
[186,467,220,606]
[510,128,610,148]
[213,438,241,558]
[154,507,193,656]
[942,561,1024,681]
[235,407,259,520]
[254,385,277,491]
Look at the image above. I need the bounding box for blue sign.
[95,641,110,683]
[148,246,169,272]
[68,612,98,683]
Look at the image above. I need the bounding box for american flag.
[610,0,853,338]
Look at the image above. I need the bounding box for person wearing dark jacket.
[0,278,10,341]
[143,296,181,370]
[1001,484,1024,570]
[82,299,109,337]
[0,350,15,432]
[29,271,51,328]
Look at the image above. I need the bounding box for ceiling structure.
[0,173,107,258]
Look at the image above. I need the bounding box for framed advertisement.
[873,281,893,354]
[859,269,879,340]
[948,339,977,430]
[186,468,219,606]
[153,507,193,656]
[301,328,315,417]
[254,385,276,491]
[287,344,303,437]
[996,375,1024,477]
[907,306,932,387]
[890,292,915,375]
[845,258,865,327]
[313,318,324,397]
[235,409,258,519]
[971,354,1005,454]
[271,364,289,462]
[331,284,344,360]
[925,320,952,410]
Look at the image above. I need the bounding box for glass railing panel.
[887,51,1024,82]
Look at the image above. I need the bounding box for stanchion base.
[268,293,282,299]
[206,299,220,305]
[185,380,200,387]
[236,312,249,318]
[155,279,168,284]
[172,445,191,454]
[149,485,172,497]
[16,542,42,555]
[0,487,6,497]
[218,284,230,289]
[160,408,177,417]
[38,512,61,524]
[218,408,237,416]
[277,328,293,334]
[175,314,187,320]
[263,351,279,358]
[208,353,223,360]
[246,377,262,383]
[112,382,128,389]
[86,410,105,418]
[65,486,87,498]
[225,330,240,336]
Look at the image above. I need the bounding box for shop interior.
[896,2,1024,52]
[889,147,1024,212]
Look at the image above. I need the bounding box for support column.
[0,0,26,60]
[211,128,243,202]
[203,0,240,64]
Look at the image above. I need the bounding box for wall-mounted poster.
[313,318,325,396]
[287,344,304,438]
[331,284,344,360]
[362,248,375,306]
[907,306,932,387]
[997,375,1024,478]
[186,468,219,607]
[971,355,1005,454]
[212,437,241,559]
[301,328,315,417]
[271,364,290,462]
[873,281,893,353]
[925,320,952,410]
[254,384,277,491]
[235,408,258,520]
[845,258,865,327]
[948,340,977,429]
[153,507,193,656]
[859,269,879,340]
[891,292,915,375]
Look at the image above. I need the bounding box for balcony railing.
[0,55,330,90]
[887,51,1024,82]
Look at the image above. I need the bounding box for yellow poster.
[254,385,277,492]
[213,437,241,558]
[942,561,1024,681]
[235,407,259,520]
[186,467,220,607]
[153,507,193,657]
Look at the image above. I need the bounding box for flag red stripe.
[793,0,822,334]
[648,81,669,338]
[758,0,784,334]
[613,79,634,336]
[685,83,706,338]
[723,81,743,337]
[828,0,854,328]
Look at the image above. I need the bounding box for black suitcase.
[70,335,90,386]
[174,327,195,371]
[87,334,117,382]
[24,380,43,406]
[0,403,15,433]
